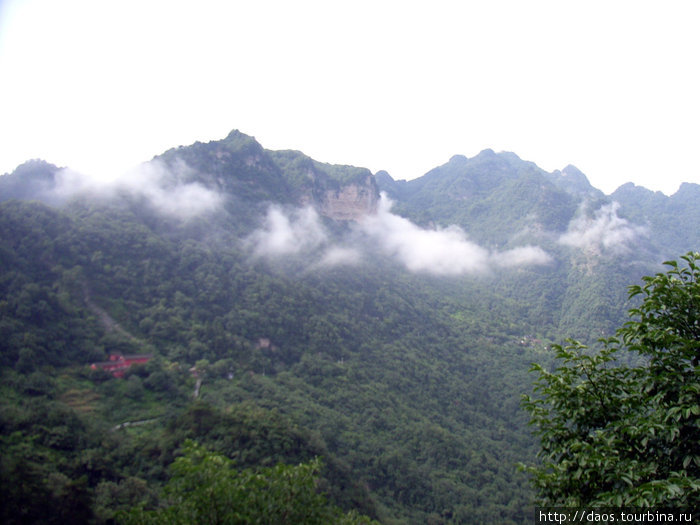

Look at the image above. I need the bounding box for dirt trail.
[82,282,140,342]
[112,418,158,431]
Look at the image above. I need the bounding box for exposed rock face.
[317,174,379,221]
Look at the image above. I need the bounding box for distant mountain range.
[3,129,698,339]
[4,130,697,257]
[1,129,697,523]
[376,147,698,256]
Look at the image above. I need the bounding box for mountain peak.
[670,182,700,206]
[611,182,662,199]
[613,181,647,192]
[448,154,468,164]
[373,170,394,183]
[221,129,264,154]
[0,159,61,203]
[675,181,700,196]
[7,158,60,176]
[560,164,591,186]
[549,164,600,197]
[476,148,496,157]
[561,164,583,175]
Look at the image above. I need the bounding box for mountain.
[0,159,64,203]
[376,149,580,244]
[548,164,603,198]
[0,130,697,524]
[156,129,378,217]
[610,181,700,259]
[0,130,380,225]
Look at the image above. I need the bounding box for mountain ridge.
[0,128,698,524]
[3,128,696,342]
[3,130,695,202]
[3,128,697,274]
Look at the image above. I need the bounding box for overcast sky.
[1,0,698,195]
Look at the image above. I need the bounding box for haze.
[1,0,698,195]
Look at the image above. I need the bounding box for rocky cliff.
[317,173,379,221]
[267,147,380,221]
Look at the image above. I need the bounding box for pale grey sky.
[1,0,698,195]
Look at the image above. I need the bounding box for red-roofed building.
[90,354,152,378]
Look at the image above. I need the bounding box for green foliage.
[3,145,696,523]
[120,440,379,525]
[522,253,700,507]
[0,159,60,202]
[0,195,555,522]
[376,150,579,245]
[611,182,700,260]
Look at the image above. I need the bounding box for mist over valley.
[1,130,697,523]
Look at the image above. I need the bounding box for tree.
[120,440,379,525]
[522,252,700,507]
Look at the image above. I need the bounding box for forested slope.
[0,196,540,523]
[1,130,697,524]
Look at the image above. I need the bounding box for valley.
[1,130,697,524]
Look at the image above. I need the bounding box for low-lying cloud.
[246,205,328,258]
[317,246,363,267]
[245,205,363,268]
[497,245,554,268]
[559,202,647,254]
[359,195,552,275]
[52,159,222,218]
[246,194,553,276]
[359,200,490,275]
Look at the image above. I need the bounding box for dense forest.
[1,130,697,523]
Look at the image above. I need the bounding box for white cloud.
[244,194,553,274]
[52,168,100,199]
[246,205,328,258]
[360,205,489,275]
[497,246,553,268]
[52,159,222,218]
[317,246,363,267]
[559,202,647,254]
[245,205,366,270]
[359,194,552,275]
[123,161,222,218]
